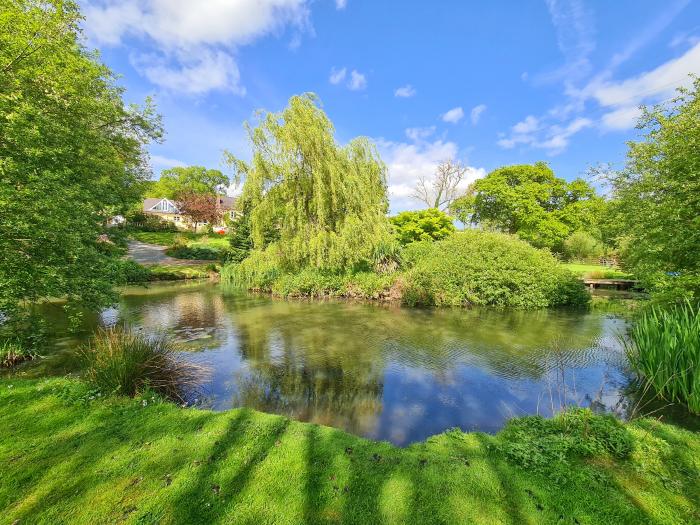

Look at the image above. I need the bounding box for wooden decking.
[583,278,639,291]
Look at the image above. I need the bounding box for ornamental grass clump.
[625,301,700,414]
[0,340,36,368]
[79,328,206,402]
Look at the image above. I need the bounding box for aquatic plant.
[625,301,700,414]
[79,328,206,402]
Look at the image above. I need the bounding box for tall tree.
[603,77,700,302]
[176,191,222,232]
[451,162,602,252]
[225,94,394,271]
[148,166,229,199]
[413,159,470,211]
[0,0,162,320]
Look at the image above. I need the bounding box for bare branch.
[412,159,469,210]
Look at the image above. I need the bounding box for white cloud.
[335,0,347,9]
[329,66,347,85]
[497,116,591,155]
[348,69,367,90]
[580,41,700,109]
[600,106,643,131]
[394,85,416,98]
[375,138,485,212]
[132,49,244,95]
[150,154,186,172]
[470,104,486,125]
[441,106,464,124]
[538,0,595,84]
[405,126,436,141]
[83,0,310,94]
[512,115,540,134]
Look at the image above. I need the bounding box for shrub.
[390,208,456,245]
[625,301,699,413]
[497,408,634,483]
[165,245,220,260]
[79,328,206,402]
[111,260,153,284]
[0,340,36,368]
[221,247,281,291]
[563,231,604,261]
[402,230,589,308]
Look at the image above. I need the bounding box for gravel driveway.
[127,241,212,266]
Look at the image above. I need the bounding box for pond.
[9,281,698,445]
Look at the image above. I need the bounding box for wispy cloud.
[330,66,366,90]
[395,84,416,98]
[498,116,591,155]
[329,66,347,84]
[470,104,487,125]
[536,0,595,84]
[348,69,367,90]
[441,106,464,124]
[335,0,347,9]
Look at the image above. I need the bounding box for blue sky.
[81,0,700,211]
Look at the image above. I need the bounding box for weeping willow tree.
[225,94,395,273]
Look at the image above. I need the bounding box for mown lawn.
[562,263,633,280]
[1,378,698,524]
[130,231,229,250]
[148,264,217,280]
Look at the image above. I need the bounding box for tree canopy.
[148,166,229,199]
[390,208,455,245]
[604,77,700,301]
[0,0,162,318]
[451,162,602,252]
[226,94,394,272]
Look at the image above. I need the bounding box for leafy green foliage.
[79,328,205,402]
[147,166,229,199]
[225,94,395,272]
[451,163,603,252]
[603,78,700,303]
[563,231,605,261]
[390,208,456,245]
[402,231,589,308]
[227,210,253,264]
[625,301,700,413]
[0,0,162,318]
[497,409,634,483]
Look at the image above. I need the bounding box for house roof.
[143,196,236,214]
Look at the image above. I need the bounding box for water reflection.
[8,281,698,444]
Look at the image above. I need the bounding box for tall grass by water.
[79,328,207,402]
[0,340,36,368]
[625,301,699,414]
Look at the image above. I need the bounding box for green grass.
[149,264,217,280]
[1,378,699,524]
[562,263,633,280]
[625,301,700,414]
[130,231,229,250]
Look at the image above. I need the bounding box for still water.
[12,281,695,445]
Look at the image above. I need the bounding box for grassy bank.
[1,378,698,524]
[562,263,633,280]
[130,231,229,250]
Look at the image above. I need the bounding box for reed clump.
[80,328,207,402]
[625,301,699,414]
